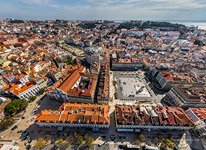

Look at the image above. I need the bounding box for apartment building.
[186,108,206,136]
[35,103,110,131]
[115,105,194,132]
[96,63,110,104]
[49,69,98,104]
[163,87,206,108]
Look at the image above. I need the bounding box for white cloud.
[149,0,206,9]
[17,0,54,6]
[1,0,206,20]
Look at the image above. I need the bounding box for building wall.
[49,89,94,103]
[98,98,109,104]
[17,84,40,100]
[116,124,193,130]
[112,63,143,71]
[186,109,200,122]
[164,88,206,108]
[36,122,109,128]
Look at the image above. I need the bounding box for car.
[17,130,22,133]
[51,139,55,144]
[11,125,18,131]
[110,135,116,141]
[28,139,32,143]
[119,145,126,149]
[101,135,106,139]
[20,136,27,141]
[22,130,29,136]
[26,145,31,150]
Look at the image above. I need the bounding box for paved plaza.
[113,71,152,100]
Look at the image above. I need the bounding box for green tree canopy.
[39,88,46,95]
[65,59,77,66]
[194,39,205,46]
[34,138,47,150]
[76,135,84,145]
[4,99,28,116]
[85,136,94,148]
[0,116,14,130]
[134,139,141,146]
[137,133,145,143]
[29,96,37,102]
[164,139,175,149]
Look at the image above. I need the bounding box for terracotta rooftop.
[190,108,206,120]
[115,105,194,126]
[8,82,35,95]
[160,72,174,81]
[97,64,110,99]
[35,103,110,125]
[174,87,206,103]
[58,69,97,97]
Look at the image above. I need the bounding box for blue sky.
[0,0,206,20]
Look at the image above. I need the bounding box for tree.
[137,133,145,143]
[55,138,64,149]
[65,58,77,66]
[29,96,37,102]
[4,99,28,116]
[194,39,205,46]
[34,138,47,150]
[34,41,45,47]
[63,138,72,149]
[76,135,84,145]
[164,139,175,149]
[134,139,141,146]
[0,116,14,130]
[157,134,164,143]
[160,142,167,150]
[154,137,159,145]
[38,88,46,95]
[85,136,94,148]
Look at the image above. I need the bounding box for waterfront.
[172,21,206,30]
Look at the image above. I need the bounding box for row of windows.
[19,86,40,100]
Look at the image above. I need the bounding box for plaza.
[113,71,152,100]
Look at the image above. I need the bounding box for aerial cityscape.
[0,1,206,150]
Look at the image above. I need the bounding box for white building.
[85,47,104,65]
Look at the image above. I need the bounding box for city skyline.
[1,0,206,20]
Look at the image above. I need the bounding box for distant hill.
[118,21,187,31]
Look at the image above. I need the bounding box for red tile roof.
[116,105,194,127]
[191,108,206,120]
[35,103,110,125]
[58,69,97,97]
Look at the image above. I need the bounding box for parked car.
[20,135,27,141]
[17,130,22,133]
[11,125,18,131]
[26,144,31,150]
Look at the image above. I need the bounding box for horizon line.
[1,18,206,22]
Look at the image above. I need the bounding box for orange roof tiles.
[116,105,194,126]
[2,84,10,90]
[191,108,206,120]
[35,103,110,125]
[9,82,35,95]
[58,69,97,97]
[59,69,81,93]
[160,72,174,81]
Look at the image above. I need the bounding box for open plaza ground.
[113,71,153,101]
